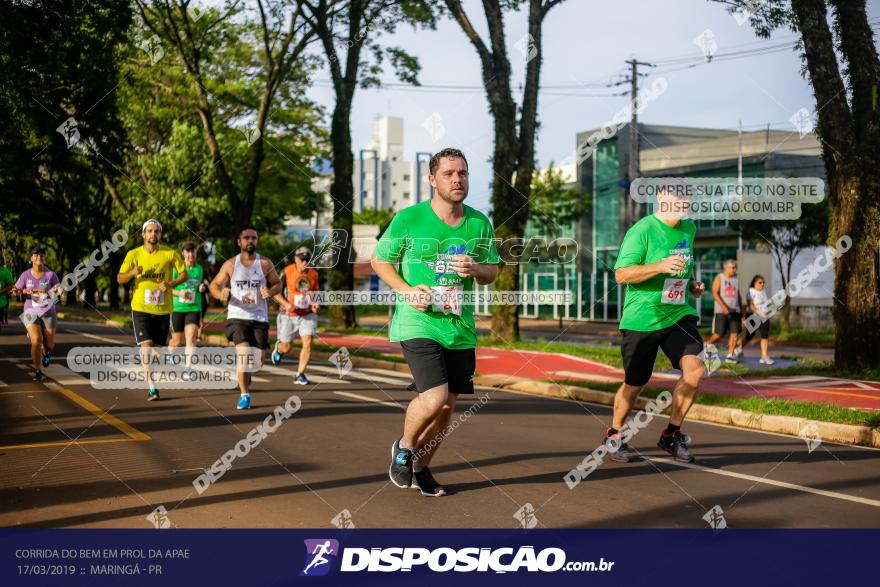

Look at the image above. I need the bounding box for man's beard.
[244,244,256,253]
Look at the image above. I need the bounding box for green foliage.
[528,164,589,240]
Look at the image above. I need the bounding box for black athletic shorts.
[620,315,704,387]
[712,311,742,336]
[132,310,170,346]
[171,311,201,333]
[744,313,770,341]
[224,318,269,349]
[400,338,476,394]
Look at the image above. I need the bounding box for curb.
[472,376,880,449]
[204,333,880,448]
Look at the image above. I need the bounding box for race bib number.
[431,286,463,316]
[240,289,258,305]
[31,291,50,309]
[144,289,164,305]
[180,290,196,304]
[661,279,687,305]
[293,292,311,309]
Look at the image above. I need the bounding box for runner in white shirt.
[209,227,282,409]
[740,274,774,364]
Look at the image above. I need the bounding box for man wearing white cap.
[118,219,188,401]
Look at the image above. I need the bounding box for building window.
[403,174,410,181]
[403,192,410,198]
[392,182,397,187]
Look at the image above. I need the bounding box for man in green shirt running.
[606,186,707,463]
[169,242,207,377]
[372,148,500,497]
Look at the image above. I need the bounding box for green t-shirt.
[172,264,204,313]
[374,200,500,349]
[614,214,698,332]
[0,265,13,309]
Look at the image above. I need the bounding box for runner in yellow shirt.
[117,219,187,401]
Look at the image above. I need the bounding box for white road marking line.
[42,364,90,386]
[261,365,348,385]
[309,364,407,386]
[360,367,411,381]
[736,375,826,385]
[65,329,124,345]
[643,456,880,508]
[333,391,405,410]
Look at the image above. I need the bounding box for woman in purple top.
[12,246,61,381]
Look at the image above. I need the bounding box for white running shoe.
[759,356,775,365]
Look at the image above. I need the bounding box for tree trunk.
[327,99,356,329]
[793,0,880,369]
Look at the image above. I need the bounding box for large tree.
[301,0,435,328]
[134,0,316,232]
[717,0,880,370]
[444,0,567,342]
[0,0,132,307]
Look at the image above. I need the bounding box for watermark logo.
[693,29,717,61]
[798,420,822,453]
[188,1,207,21]
[331,509,355,529]
[137,34,165,65]
[789,107,815,138]
[329,347,352,378]
[300,539,339,577]
[513,503,538,529]
[699,346,723,376]
[514,33,538,62]
[193,393,302,494]
[56,117,80,149]
[702,505,727,531]
[146,505,172,529]
[565,391,672,489]
[732,1,761,26]
[421,112,446,144]
[575,77,668,164]
[242,122,261,146]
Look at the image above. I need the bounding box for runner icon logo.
[798,420,822,453]
[300,539,339,577]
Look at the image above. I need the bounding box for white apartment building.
[353,116,434,213]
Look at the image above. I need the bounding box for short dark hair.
[429,148,468,175]
[181,241,197,253]
[237,226,258,239]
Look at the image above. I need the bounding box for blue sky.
[306,0,880,214]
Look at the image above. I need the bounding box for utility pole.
[620,58,653,241]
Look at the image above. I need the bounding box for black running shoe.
[389,439,413,488]
[658,430,695,463]
[412,467,446,497]
[604,428,636,463]
[32,370,44,381]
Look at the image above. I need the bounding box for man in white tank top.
[705,259,743,364]
[210,227,282,409]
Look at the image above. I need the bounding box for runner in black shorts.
[209,227,281,410]
[607,187,707,463]
[372,148,500,496]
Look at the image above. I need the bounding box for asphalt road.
[1,320,878,529]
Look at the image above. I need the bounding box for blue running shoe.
[236,394,251,410]
[294,373,310,386]
[271,342,283,366]
[41,351,51,368]
[389,438,413,488]
[147,387,160,401]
